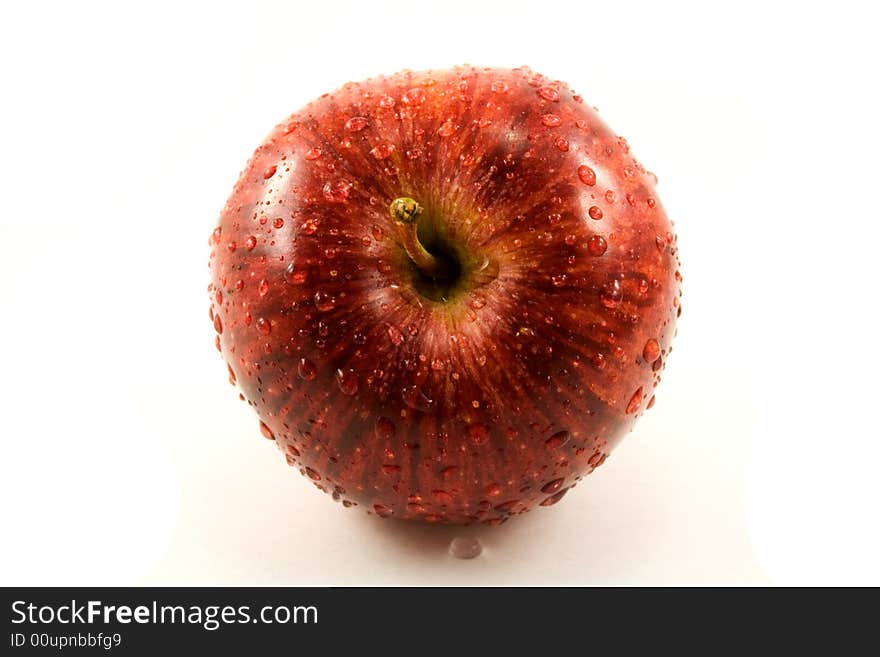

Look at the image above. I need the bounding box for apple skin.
[208,65,682,525]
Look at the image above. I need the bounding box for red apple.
[208,65,682,524]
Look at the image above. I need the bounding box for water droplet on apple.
[491,80,509,93]
[438,119,456,137]
[335,368,359,395]
[541,488,568,506]
[370,142,395,159]
[375,416,396,440]
[401,88,426,105]
[588,451,607,468]
[259,421,275,440]
[263,165,277,179]
[600,280,622,308]
[322,179,352,203]
[588,206,603,220]
[305,467,321,481]
[245,235,257,250]
[541,114,561,127]
[213,314,223,334]
[467,423,490,446]
[387,325,404,346]
[541,478,565,494]
[643,338,661,363]
[432,489,454,504]
[449,536,482,559]
[626,387,643,414]
[577,165,596,186]
[545,430,570,448]
[373,503,393,518]
[284,262,308,285]
[298,358,317,381]
[555,137,569,151]
[494,499,521,513]
[587,235,607,256]
[256,317,271,335]
[604,189,616,203]
[344,116,368,132]
[403,385,434,413]
[314,291,336,312]
[537,86,560,102]
[273,217,284,229]
[258,279,270,296]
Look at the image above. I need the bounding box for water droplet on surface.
[263,165,277,179]
[256,317,271,335]
[402,385,434,412]
[626,387,643,414]
[588,450,607,468]
[449,536,482,559]
[401,88,426,105]
[258,279,270,296]
[370,142,395,159]
[305,467,321,481]
[314,290,336,312]
[600,280,622,308]
[643,338,661,363]
[438,119,457,137]
[344,116,368,132]
[298,358,317,381]
[467,423,490,446]
[555,137,569,151]
[322,179,352,203]
[490,80,509,93]
[378,95,395,109]
[273,217,285,229]
[545,430,570,449]
[588,206,603,220]
[541,489,568,506]
[541,478,565,494]
[387,325,404,346]
[537,86,560,102]
[335,368,359,395]
[604,189,616,203]
[213,314,223,334]
[284,263,308,285]
[305,148,322,161]
[375,416,396,440]
[245,235,257,250]
[432,489,454,504]
[259,421,275,440]
[587,235,607,256]
[494,499,520,513]
[373,503,393,518]
[541,114,561,127]
[577,165,596,186]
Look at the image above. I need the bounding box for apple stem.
[389,197,450,280]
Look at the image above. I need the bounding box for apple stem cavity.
[390,197,451,281]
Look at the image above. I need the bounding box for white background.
[1,0,877,585]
